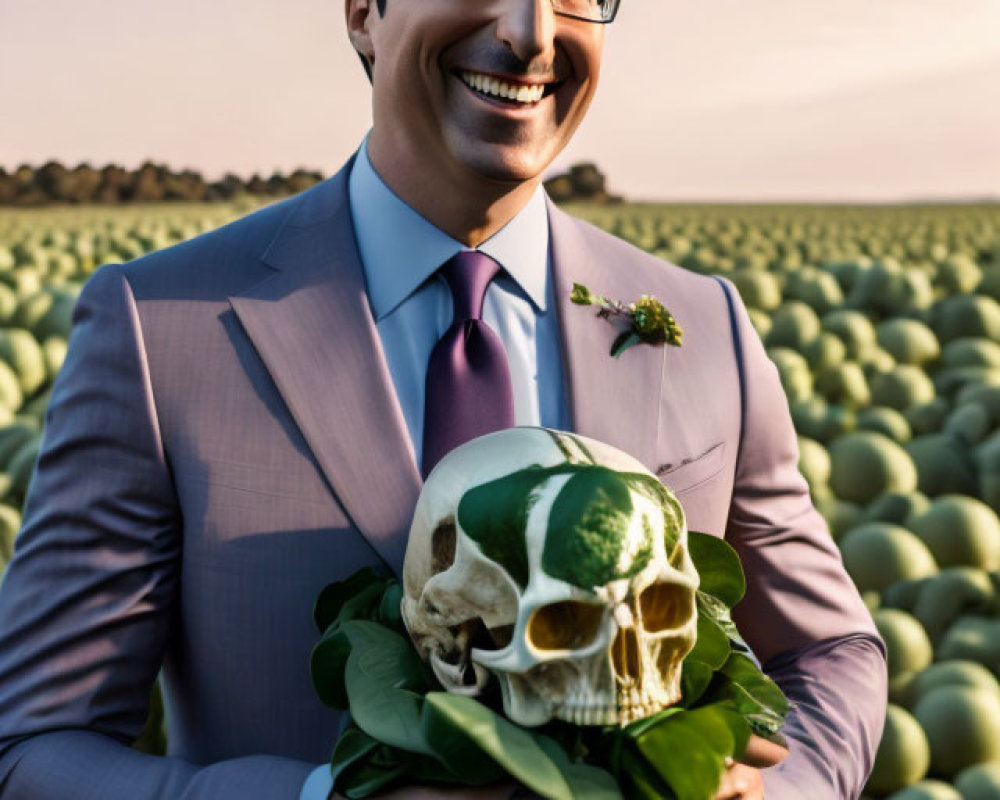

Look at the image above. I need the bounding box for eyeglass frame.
[551,0,620,24]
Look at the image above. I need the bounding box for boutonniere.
[571,282,683,357]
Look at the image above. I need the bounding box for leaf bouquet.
[310,428,790,800]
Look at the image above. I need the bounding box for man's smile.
[358,0,605,204]
[453,69,565,111]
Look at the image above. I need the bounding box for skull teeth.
[553,682,679,727]
[555,703,619,727]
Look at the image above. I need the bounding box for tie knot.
[440,250,501,322]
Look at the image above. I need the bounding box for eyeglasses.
[551,0,620,23]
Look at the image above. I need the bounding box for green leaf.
[351,682,428,756]
[311,626,352,709]
[536,720,590,763]
[633,706,735,800]
[311,580,411,711]
[338,752,411,799]
[343,621,435,755]
[721,652,789,715]
[571,282,595,305]
[610,331,642,358]
[314,568,387,632]
[343,621,428,690]
[687,531,746,608]
[620,748,677,800]
[712,704,752,759]
[686,612,730,671]
[423,693,577,800]
[678,659,715,708]
[533,736,623,799]
[703,652,790,742]
[696,591,744,645]
[328,728,418,799]
[407,756,471,786]
[599,724,625,778]
[419,692,505,785]
[622,706,683,740]
[330,726,380,786]
[377,582,405,632]
[369,745,411,770]
[336,581,389,626]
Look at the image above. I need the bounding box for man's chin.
[455,147,555,189]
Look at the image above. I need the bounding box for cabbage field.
[2,199,1000,798]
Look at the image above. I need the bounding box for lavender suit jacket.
[0,154,887,799]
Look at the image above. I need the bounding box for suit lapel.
[547,197,665,471]
[229,159,419,577]
[227,172,665,576]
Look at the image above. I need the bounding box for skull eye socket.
[431,517,457,574]
[528,601,604,651]
[639,582,693,632]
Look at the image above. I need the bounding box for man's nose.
[495,0,557,66]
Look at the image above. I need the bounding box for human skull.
[402,427,699,728]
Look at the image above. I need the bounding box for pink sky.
[2,0,999,201]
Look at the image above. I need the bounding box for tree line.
[0,161,326,206]
[0,160,620,206]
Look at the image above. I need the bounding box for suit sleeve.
[714,277,888,799]
[0,264,314,799]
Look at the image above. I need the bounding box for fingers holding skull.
[712,762,764,800]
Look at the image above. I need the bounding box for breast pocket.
[655,442,726,495]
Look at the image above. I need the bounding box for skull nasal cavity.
[612,627,641,679]
[639,582,693,632]
[528,601,603,651]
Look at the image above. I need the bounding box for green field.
[2,199,1000,798]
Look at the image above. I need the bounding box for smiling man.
[351,0,601,245]
[0,0,886,799]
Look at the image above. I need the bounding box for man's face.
[359,0,605,186]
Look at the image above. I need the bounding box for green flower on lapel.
[571,282,683,358]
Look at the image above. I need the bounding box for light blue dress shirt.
[301,134,569,798]
[350,131,569,466]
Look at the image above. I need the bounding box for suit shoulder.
[107,192,304,298]
[552,205,728,307]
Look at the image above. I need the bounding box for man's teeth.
[460,71,546,104]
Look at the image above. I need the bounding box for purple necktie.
[421,250,515,477]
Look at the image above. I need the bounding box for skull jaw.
[556,657,685,728]
[611,674,683,727]
[487,649,687,728]
[609,628,689,727]
[492,682,685,729]
[496,671,560,727]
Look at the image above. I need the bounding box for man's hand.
[712,762,764,800]
[711,732,787,799]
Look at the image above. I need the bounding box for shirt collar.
[348,131,549,321]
